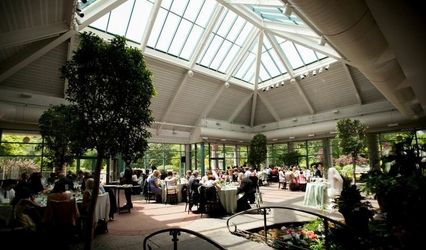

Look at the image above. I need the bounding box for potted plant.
[334,177,374,234]
[248,134,267,170]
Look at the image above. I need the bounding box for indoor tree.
[62,32,155,249]
[248,133,267,170]
[38,104,86,173]
[336,119,367,184]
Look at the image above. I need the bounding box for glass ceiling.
[83,0,337,88]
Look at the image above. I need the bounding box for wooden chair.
[44,199,80,244]
[165,182,178,205]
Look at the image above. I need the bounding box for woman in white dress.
[327,167,344,200]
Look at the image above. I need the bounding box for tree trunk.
[352,155,356,184]
[84,148,104,250]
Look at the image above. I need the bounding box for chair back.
[44,199,79,226]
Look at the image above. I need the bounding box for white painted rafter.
[156,70,192,134]
[250,30,263,126]
[190,84,227,137]
[293,79,315,114]
[217,0,263,29]
[0,30,75,83]
[225,28,259,81]
[228,94,252,123]
[189,5,224,68]
[0,22,69,49]
[140,0,162,52]
[265,31,294,77]
[257,93,280,121]
[342,63,362,105]
[223,0,283,6]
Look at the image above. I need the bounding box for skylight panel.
[262,51,280,78]
[217,11,238,38]
[200,35,222,66]
[195,0,217,27]
[294,43,318,64]
[126,0,153,43]
[170,0,188,16]
[227,17,245,42]
[156,13,180,52]
[180,26,203,59]
[147,8,167,47]
[218,44,239,72]
[168,19,192,56]
[235,52,256,81]
[210,40,232,71]
[107,0,134,36]
[259,64,270,82]
[235,23,253,46]
[281,41,304,69]
[269,49,288,74]
[184,0,204,22]
[161,0,172,9]
[90,12,109,31]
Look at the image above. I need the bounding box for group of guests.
[276,163,324,191]
[0,170,107,235]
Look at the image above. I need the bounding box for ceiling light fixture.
[187,70,194,77]
[281,81,285,86]
[284,4,292,17]
[318,36,326,46]
[224,81,230,88]
[289,136,295,139]
[318,67,323,73]
[387,123,399,127]
[312,70,317,76]
[325,64,330,70]
[308,133,315,137]
[290,78,296,84]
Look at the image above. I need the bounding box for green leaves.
[61,32,155,162]
[248,133,267,169]
[336,119,367,157]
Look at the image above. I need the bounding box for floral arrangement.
[249,219,326,250]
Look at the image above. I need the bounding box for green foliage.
[248,134,267,169]
[281,151,301,166]
[62,32,155,162]
[336,119,367,183]
[61,32,155,248]
[38,104,87,172]
[334,177,374,233]
[336,119,367,157]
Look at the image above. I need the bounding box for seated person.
[15,187,43,232]
[188,171,202,210]
[47,181,71,201]
[148,170,162,202]
[81,178,96,214]
[164,171,177,188]
[236,175,255,212]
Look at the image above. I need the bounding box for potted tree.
[248,133,267,170]
[336,119,367,184]
[61,32,155,250]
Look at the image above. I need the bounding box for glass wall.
[0,131,44,179]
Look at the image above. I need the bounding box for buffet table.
[303,182,328,209]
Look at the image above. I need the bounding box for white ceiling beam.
[225,28,259,80]
[223,0,283,6]
[293,79,315,114]
[228,94,253,123]
[189,5,224,68]
[265,31,294,77]
[217,0,263,29]
[263,21,318,38]
[0,22,69,49]
[77,0,128,30]
[156,71,192,134]
[190,84,227,136]
[250,30,263,126]
[257,93,280,122]
[342,63,363,105]
[0,30,75,83]
[140,0,162,52]
[270,30,345,62]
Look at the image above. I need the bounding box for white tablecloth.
[219,187,238,214]
[94,192,110,222]
[303,182,327,209]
